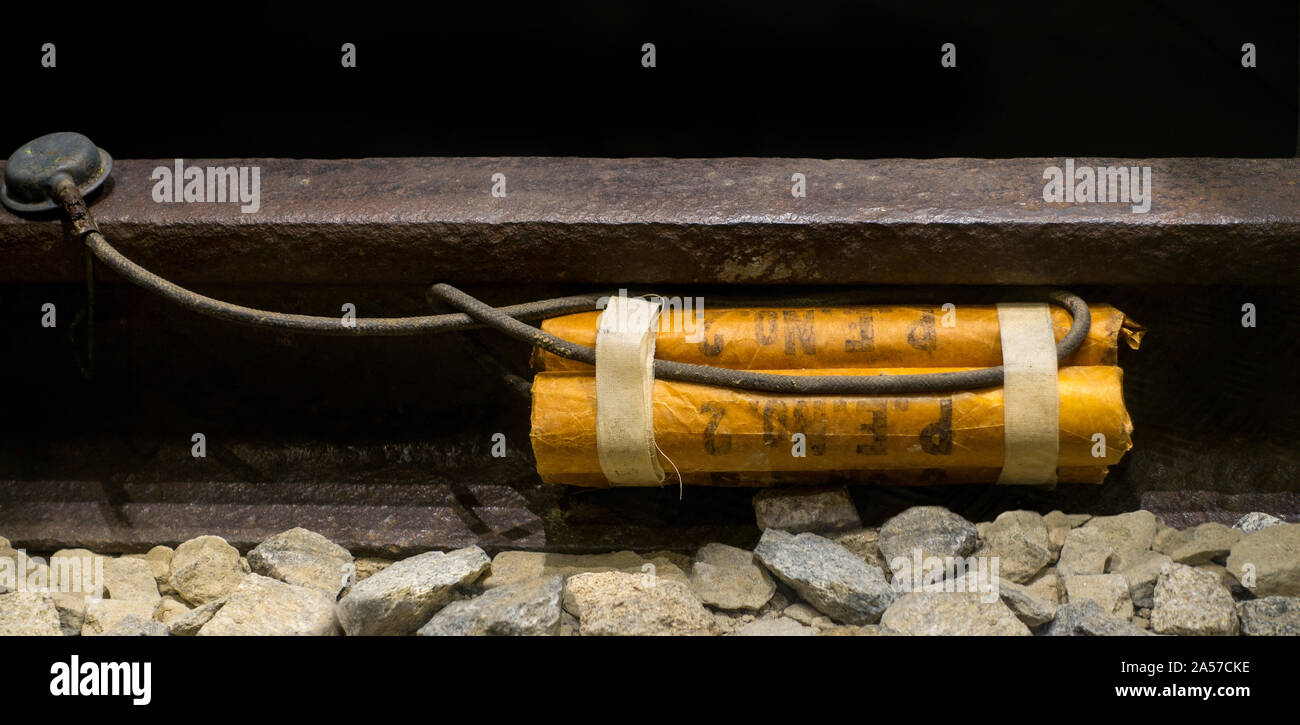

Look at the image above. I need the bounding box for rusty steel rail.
[1,156,1299,286]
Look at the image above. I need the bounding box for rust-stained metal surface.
[1,157,1299,285]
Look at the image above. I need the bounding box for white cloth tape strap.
[995,303,1061,485]
[595,295,665,486]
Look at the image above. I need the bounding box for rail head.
[1,156,1298,285]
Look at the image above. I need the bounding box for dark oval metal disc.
[1,132,113,213]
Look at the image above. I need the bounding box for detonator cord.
[63,180,1091,396]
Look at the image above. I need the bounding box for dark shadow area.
[2,0,1295,158]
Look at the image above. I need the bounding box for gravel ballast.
[0,509,1292,636]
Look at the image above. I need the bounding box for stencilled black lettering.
[697,316,725,357]
[919,398,953,454]
[755,310,779,346]
[791,400,828,456]
[782,309,817,355]
[844,310,875,353]
[701,402,732,454]
[907,309,937,352]
[855,401,888,455]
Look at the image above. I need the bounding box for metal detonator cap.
[1,132,113,213]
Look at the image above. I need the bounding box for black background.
[10,634,1294,711]
[2,0,1295,158]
